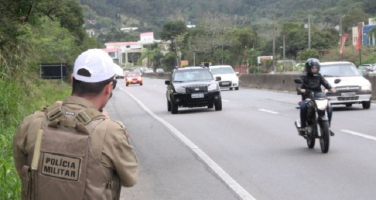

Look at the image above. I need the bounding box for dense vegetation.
[0,0,98,198]
[77,0,376,38]
[78,0,376,71]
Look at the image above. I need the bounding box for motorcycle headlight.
[175,86,186,94]
[208,83,218,91]
[315,99,328,110]
[361,84,371,91]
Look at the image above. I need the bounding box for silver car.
[320,61,372,109]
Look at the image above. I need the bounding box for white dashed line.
[258,109,279,115]
[341,130,376,141]
[120,88,257,200]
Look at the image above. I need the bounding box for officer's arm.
[103,121,139,187]
[13,116,31,177]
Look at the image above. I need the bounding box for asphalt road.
[105,77,376,200]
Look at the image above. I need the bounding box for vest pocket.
[21,165,31,200]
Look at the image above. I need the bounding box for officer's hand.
[331,88,337,93]
[300,89,306,93]
[54,101,63,105]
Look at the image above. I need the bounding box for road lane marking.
[258,109,279,115]
[121,88,256,200]
[341,130,376,141]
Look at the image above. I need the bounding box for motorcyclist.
[298,58,337,136]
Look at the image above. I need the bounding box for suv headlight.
[208,83,218,91]
[175,86,186,94]
[361,84,371,91]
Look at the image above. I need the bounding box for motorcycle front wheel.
[319,121,330,153]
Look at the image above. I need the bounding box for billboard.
[180,60,188,67]
[40,63,68,79]
[257,56,273,64]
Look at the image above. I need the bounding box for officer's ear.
[104,81,112,96]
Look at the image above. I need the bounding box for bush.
[0,78,70,200]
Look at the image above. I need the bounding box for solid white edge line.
[341,130,376,141]
[120,88,256,200]
[258,109,279,115]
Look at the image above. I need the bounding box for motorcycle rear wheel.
[319,121,330,153]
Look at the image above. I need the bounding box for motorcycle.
[294,78,340,153]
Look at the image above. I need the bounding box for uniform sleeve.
[102,121,139,187]
[320,75,332,90]
[13,115,33,178]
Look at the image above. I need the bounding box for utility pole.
[308,15,311,49]
[339,16,343,46]
[221,44,224,64]
[174,38,179,67]
[283,35,286,61]
[194,52,196,66]
[272,16,276,72]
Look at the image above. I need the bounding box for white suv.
[320,61,372,109]
[209,65,239,90]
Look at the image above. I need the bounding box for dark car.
[165,67,222,114]
[125,72,143,86]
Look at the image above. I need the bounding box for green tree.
[342,8,369,33]
[298,49,320,60]
[97,28,139,43]
[226,27,257,66]
[160,20,187,66]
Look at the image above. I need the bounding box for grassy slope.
[0,79,71,200]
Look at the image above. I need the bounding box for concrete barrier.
[144,73,376,100]
[239,74,376,100]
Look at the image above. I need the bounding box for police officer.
[13,49,139,200]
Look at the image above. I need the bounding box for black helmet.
[305,58,320,75]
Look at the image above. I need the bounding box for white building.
[103,32,169,66]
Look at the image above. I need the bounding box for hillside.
[78,0,375,37]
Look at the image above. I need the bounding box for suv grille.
[219,81,232,87]
[335,86,360,92]
[338,96,359,101]
[185,85,208,93]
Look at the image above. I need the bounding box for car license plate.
[191,93,204,98]
[341,92,356,97]
[221,82,230,86]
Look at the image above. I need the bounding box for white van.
[320,61,372,109]
[209,65,239,90]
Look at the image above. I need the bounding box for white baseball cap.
[73,49,121,83]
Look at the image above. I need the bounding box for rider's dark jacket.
[301,73,332,99]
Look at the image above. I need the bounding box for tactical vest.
[22,104,121,200]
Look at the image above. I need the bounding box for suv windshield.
[210,67,234,75]
[173,69,213,82]
[320,63,360,77]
